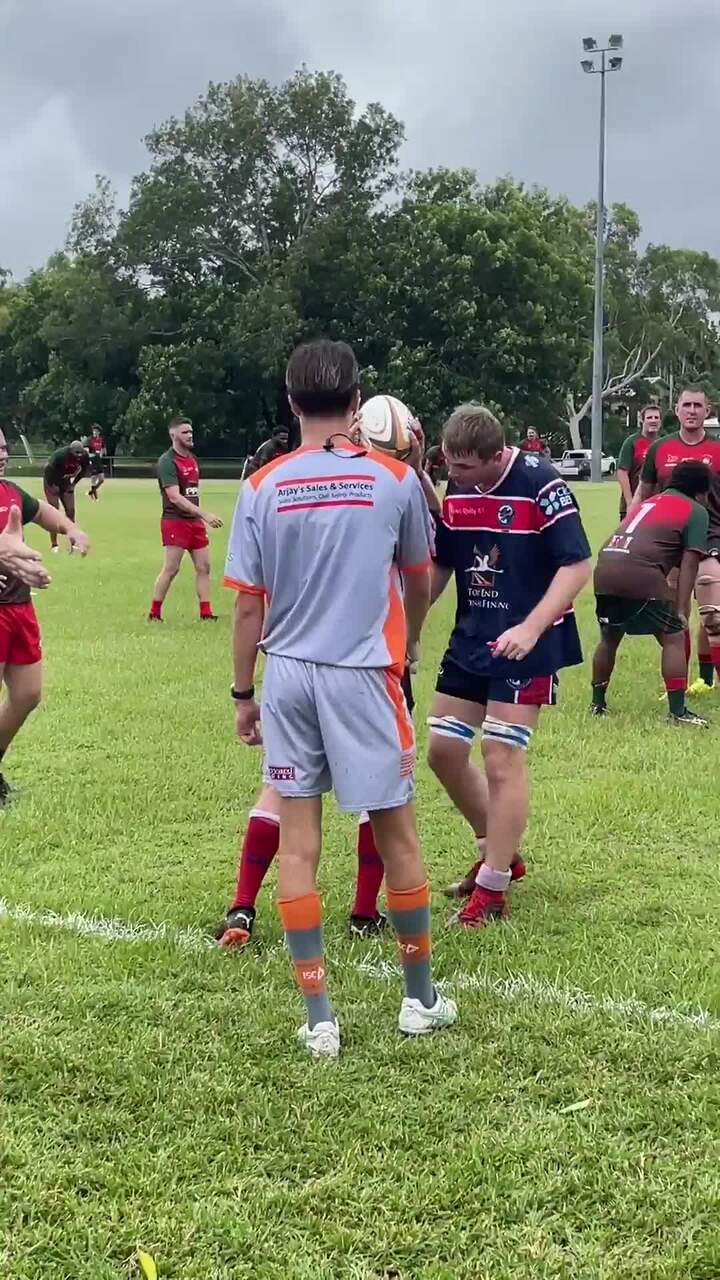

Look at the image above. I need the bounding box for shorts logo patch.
[506,678,531,690]
[267,765,296,781]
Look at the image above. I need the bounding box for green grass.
[2,478,720,1279]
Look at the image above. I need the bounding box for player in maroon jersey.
[42,441,90,550]
[83,424,106,501]
[616,405,662,519]
[148,417,223,623]
[592,461,710,727]
[0,427,89,802]
[631,387,720,689]
[518,427,549,457]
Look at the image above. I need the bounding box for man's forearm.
[172,496,208,520]
[524,560,592,636]
[628,481,655,517]
[430,563,452,606]
[402,571,430,645]
[418,470,440,514]
[232,591,264,688]
[617,470,632,508]
[33,502,79,537]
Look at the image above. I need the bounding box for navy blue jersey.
[434,449,591,678]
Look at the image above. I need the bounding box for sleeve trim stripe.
[538,508,578,531]
[223,576,265,596]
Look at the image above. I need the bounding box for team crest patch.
[524,454,540,468]
[498,504,515,527]
[506,677,531,690]
[267,765,296,781]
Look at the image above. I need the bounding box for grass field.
[3,478,720,1280]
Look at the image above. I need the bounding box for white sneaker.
[398,990,458,1036]
[51,546,60,554]
[297,1019,340,1059]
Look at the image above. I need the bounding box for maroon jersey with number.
[642,432,720,537]
[594,488,709,600]
[617,432,655,517]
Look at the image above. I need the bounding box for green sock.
[591,683,608,709]
[699,660,714,687]
[666,688,686,717]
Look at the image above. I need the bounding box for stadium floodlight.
[579,34,625,482]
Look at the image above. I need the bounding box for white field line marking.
[2,897,718,1034]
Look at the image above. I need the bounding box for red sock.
[710,646,720,677]
[684,630,692,665]
[149,599,162,618]
[231,811,280,910]
[352,817,384,918]
[200,601,213,618]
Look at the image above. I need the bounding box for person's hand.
[235,699,262,746]
[490,620,541,661]
[407,639,421,674]
[203,513,224,530]
[349,411,369,449]
[405,430,423,474]
[678,612,690,630]
[0,508,51,588]
[410,417,425,454]
[67,526,90,556]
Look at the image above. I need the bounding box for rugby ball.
[359,395,413,459]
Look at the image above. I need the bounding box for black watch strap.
[231,685,255,702]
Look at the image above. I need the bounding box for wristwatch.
[230,685,255,701]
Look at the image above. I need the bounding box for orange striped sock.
[278,892,334,1029]
[386,882,434,1008]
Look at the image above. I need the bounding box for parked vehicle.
[555,449,616,480]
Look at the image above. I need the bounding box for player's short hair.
[442,404,504,459]
[286,340,359,417]
[669,460,711,498]
[677,385,708,403]
[169,416,191,432]
[640,404,661,419]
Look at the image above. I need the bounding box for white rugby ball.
[359,394,413,459]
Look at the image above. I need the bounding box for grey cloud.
[1,0,719,277]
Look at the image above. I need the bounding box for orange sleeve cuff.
[223,576,265,596]
[399,559,431,575]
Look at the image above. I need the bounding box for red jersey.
[519,437,546,454]
[642,432,720,537]
[617,432,656,517]
[157,448,201,520]
[88,433,105,454]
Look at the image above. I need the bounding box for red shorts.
[0,603,42,666]
[160,518,208,552]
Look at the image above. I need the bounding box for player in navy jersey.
[427,404,592,926]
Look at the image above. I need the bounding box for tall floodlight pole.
[581,36,624,483]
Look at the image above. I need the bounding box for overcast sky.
[1,0,719,278]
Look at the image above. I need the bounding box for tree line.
[1,67,719,457]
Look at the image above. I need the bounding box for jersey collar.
[474,446,519,496]
[678,430,707,447]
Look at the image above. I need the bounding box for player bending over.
[148,417,223,623]
[225,339,456,1057]
[42,441,89,551]
[629,386,720,692]
[0,428,89,802]
[427,404,592,927]
[591,460,710,726]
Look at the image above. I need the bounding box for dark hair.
[677,385,708,403]
[169,416,191,431]
[669,460,711,498]
[286,340,359,417]
[443,403,504,459]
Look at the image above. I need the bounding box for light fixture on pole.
[581,36,624,483]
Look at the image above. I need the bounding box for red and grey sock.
[352,814,384,919]
[149,599,162,618]
[231,809,280,911]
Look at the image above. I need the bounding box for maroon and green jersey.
[44,446,89,490]
[594,487,708,600]
[0,480,40,605]
[157,448,202,520]
[642,432,720,538]
[617,431,655,518]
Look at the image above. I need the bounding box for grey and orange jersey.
[224,445,432,668]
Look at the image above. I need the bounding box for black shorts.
[595,594,684,637]
[401,666,414,715]
[436,653,558,707]
[88,454,103,476]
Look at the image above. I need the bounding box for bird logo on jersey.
[466,544,504,588]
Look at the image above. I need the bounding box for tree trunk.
[568,413,583,449]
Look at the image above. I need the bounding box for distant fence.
[5,456,249,481]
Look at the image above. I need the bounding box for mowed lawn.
[2,477,720,1280]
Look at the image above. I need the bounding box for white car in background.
[555,449,616,480]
